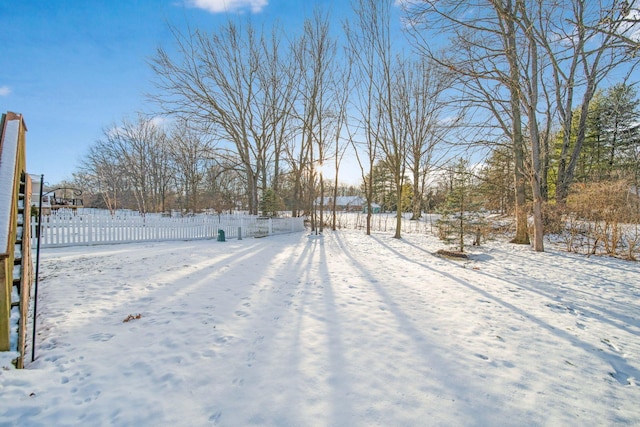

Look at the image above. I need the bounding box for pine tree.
[259,188,283,217]
[437,159,482,252]
[478,146,514,215]
[571,84,639,183]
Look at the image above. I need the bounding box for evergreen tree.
[437,159,482,252]
[365,162,394,212]
[259,188,283,217]
[478,146,514,215]
[601,84,640,180]
[365,161,413,212]
[572,84,639,182]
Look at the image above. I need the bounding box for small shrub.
[566,180,640,258]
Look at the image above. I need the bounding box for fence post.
[54,215,60,246]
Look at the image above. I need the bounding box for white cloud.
[185,0,267,14]
[0,86,11,97]
[149,116,169,129]
[624,9,640,42]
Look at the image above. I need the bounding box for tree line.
[68,0,639,252]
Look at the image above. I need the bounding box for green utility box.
[217,229,225,242]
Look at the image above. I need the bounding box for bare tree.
[519,0,640,205]
[76,142,127,214]
[502,0,546,251]
[100,114,170,214]
[395,57,453,221]
[257,25,299,203]
[405,0,639,251]
[404,0,533,246]
[293,9,340,232]
[347,0,403,237]
[168,119,214,213]
[150,21,291,215]
[384,56,410,239]
[147,121,174,213]
[329,54,353,231]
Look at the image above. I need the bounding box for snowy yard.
[1,229,639,426]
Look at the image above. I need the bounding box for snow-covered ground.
[1,229,639,426]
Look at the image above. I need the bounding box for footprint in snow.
[601,338,620,353]
[209,412,222,424]
[89,333,114,342]
[215,336,234,344]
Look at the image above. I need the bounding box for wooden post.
[16,175,32,368]
[0,256,9,351]
[0,113,29,363]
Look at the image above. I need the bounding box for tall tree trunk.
[366,170,373,235]
[510,93,530,245]
[411,166,422,221]
[504,0,530,245]
[394,180,402,239]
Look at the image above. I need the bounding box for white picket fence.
[32,212,306,248]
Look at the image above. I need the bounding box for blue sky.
[0,0,353,185]
[3,1,638,187]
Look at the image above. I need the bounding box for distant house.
[316,196,365,212]
[316,196,382,213]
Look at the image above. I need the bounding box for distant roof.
[335,196,365,206]
[316,196,365,206]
